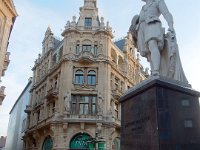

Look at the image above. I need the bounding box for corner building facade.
[24,0,146,149]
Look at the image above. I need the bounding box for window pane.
[76,44,80,54]
[92,96,96,103]
[79,104,84,114]
[75,70,84,84]
[72,103,76,114]
[84,96,89,103]
[87,71,96,85]
[92,76,96,85]
[92,105,96,114]
[83,45,91,51]
[94,45,97,55]
[84,104,89,114]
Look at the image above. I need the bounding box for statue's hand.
[168,26,175,33]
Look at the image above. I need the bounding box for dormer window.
[85,18,92,27]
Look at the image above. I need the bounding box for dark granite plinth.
[120,77,200,150]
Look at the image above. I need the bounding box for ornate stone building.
[24,0,146,149]
[0,0,17,105]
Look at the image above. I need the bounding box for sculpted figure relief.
[130,0,188,84]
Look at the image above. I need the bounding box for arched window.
[42,136,53,150]
[87,70,96,85]
[75,70,84,84]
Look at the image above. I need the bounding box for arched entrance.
[42,136,53,150]
[70,133,94,150]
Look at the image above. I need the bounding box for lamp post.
[88,132,105,150]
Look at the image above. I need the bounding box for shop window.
[70,133,92,149]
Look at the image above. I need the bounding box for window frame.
[75,70,84,85]
[82,45,92,52]
[71,95,97,115]
[87,70,96,85]
[84,17,92,27]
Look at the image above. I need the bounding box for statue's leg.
[148,40,160,76]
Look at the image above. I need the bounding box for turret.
[42,26,55,56]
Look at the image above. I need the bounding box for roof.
[114,39,125,51]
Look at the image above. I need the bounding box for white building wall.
[5,81,31,150]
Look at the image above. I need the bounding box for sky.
[0,0,200,136]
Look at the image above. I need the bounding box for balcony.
[75,51,95,64]
[0,86,6,105]
[24,105,32,114]
[46,87,58,99]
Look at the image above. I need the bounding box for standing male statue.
[130,0,188,84]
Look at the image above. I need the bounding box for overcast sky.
[0,0,200,136]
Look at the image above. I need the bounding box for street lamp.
[88,132,105,150]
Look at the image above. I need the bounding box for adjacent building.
[5,79,32,150]
[24,0,146,149]
[0,0,17,105]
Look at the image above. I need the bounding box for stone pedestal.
[120,77,200,150]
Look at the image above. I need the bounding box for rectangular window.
[71,95,97,115]
[76,44,80,54]
[92,96,96,114]
[82,45,92,51]
[94,45,98,55]
[85,18,92,27]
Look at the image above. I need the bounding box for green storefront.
[70,133,105,150]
